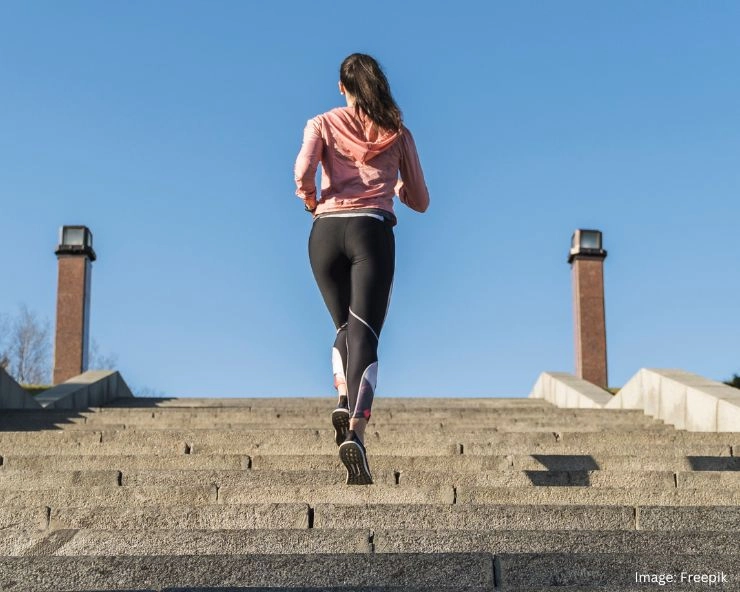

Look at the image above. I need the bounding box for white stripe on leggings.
[349,308,379,342]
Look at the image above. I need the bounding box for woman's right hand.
[304,198,317,213]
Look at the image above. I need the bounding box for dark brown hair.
[340,53,402,133]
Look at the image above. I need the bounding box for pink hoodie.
[294,106,429,219]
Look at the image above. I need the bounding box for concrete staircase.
[0,396,738,591]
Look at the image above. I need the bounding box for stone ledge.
[496,552,740,588]
[0,554,495,590]
[530,369,740,432]
[0,367,43,410]
[34,370,134,410]
[530,372,612,408]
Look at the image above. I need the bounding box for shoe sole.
[331,408,350,446]
[339,440,373,485]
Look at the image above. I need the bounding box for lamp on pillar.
[53,225,97,385]
[568,229,608,388]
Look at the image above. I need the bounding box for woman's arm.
[294,116,323,210]
[396,126,430,213]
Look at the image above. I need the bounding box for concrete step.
[0,430,101,445]
[1,393,736,592]
[10,503,739,534]
[55,423,126,430]
[252,454,510,472]
[314,503,740,531]
[250,453,740,473]
[119,468,397,487]
[10,527,739,558]
[0,483,454,507]
[0,553,495,591]
[448,423,674,432]
[100,395,548,408]
[96,428,543,445]
[677,471,740,488]
[5,528,373,556]
[1,437,732,458]
[460,430,737,446]
[77,405,657,417]
[189,439,458,456]
[372,529,740,554]
[0,468,394,488]
[1,428,464,455]
[555,431,739,445]
[0,421,109,431]
[3,468,735,496]
[398,470,678,488]
[314,503,635,530]
[0,505,47,529]
[71,399,663,423]
[1,423,721,443]
[64,419,672,432]
[5,445,734,465]
[463,442,733,455]
[0,485,217,507]
[216,484,454,505]
[0,469,121,488]
[411,469,740,489]
[496,553,739,589]
[8,425,721,448]
[0,442,187,454]
[2,453,248,471]
[0,410,89,423]
[12,467,734,491]
[73,405,611,416]
[0,527,50,556]
[511,453,740,471]
[96,425,738,442]
[637,505,740,531]
[46,503,310,530]
[8,451,732,476]
[457,486,740,506]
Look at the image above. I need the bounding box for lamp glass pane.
[63,227,85,246]
[580,231,601,250]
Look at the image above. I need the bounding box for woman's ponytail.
[340,53,402,133]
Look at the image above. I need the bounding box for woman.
[294,53,429,485]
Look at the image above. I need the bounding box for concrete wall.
[530,372,612,408]
[0,367,43,409]
[34,370,134,410]
[530,368,740,432]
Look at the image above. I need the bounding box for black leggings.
[308,215,395,420]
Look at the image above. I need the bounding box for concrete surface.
[1,393,738,590]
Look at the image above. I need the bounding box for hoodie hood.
[322,106,401,164]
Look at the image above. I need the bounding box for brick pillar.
[53,226,96,385]
[568,230,608,388]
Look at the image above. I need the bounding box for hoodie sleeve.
[294,116,323,207]
[395,126,430,213]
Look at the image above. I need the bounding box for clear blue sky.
[1,1,738,397]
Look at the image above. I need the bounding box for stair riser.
[497,553,740,589]
[47,504,310,530]
[0,554,495,590]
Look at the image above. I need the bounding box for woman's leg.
[332,323,349,403]
[344,217,395,442]
[308,218,351,402]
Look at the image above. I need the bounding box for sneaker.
[339,430,373,485]
[331,401,350,446]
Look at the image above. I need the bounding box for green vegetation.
[725,374,740,389]
[23,385,52,397]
